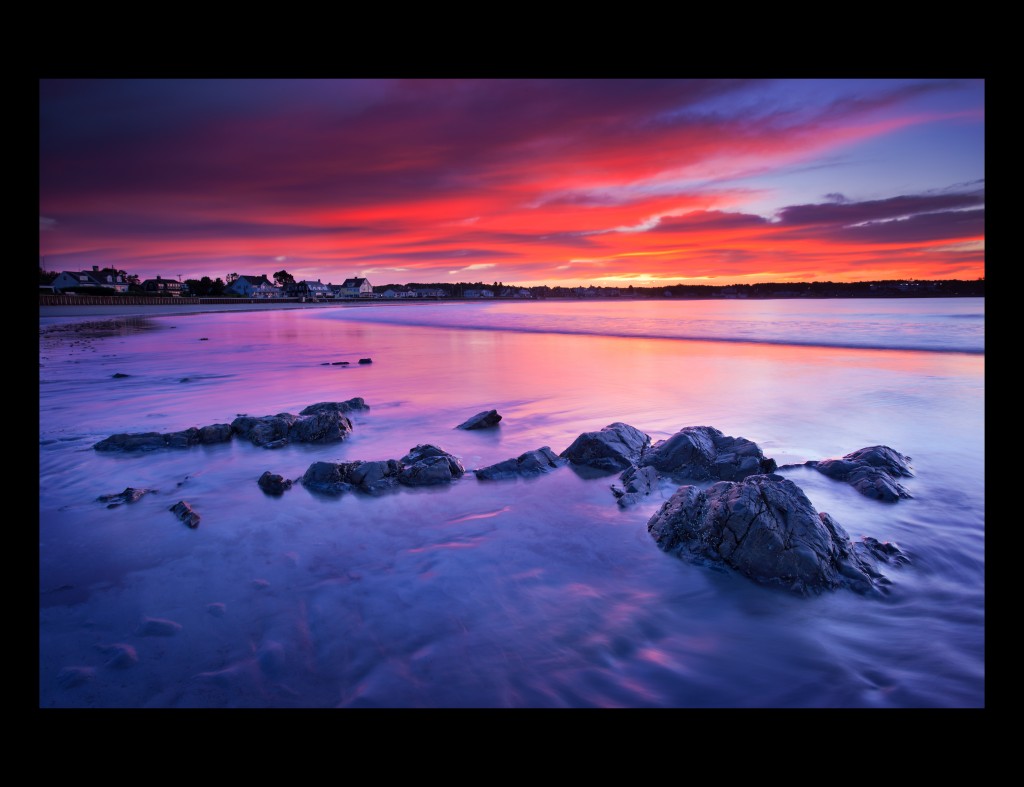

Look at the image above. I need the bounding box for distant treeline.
[374,279,985,299]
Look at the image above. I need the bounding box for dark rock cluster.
[647,473,907,596]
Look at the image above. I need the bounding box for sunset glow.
[39,78,984,287]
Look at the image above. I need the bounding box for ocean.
[38,298,985,708]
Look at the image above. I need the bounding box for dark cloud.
[648,210,770,233]
[776,191,984,227]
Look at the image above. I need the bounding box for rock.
[207,603,227,617]
[169,500,200,528]
[97,643,138,669]
[647,473,906,595]
[232,410,353,447]
[809,445,913,501]
[97,487,151,507]
[112,372,130,378]
[475,447,563,480]
[560,422,651,474]
[94,422,233,452]
[331,361,349,365]
[640,425,777,482]
[611,465,659,508]
[398,444,465,486]
[56,666,95,689]
[258,471,293,495]
[93,432,168,452]
[358,358,372,364]
[348,459,403,494]
[231,413,297,446]
[300,398,368,415]
[136,617,183,636]
[457,409,502,430]
[198,423,234,444]
[301,461,351,495]
[165,427,202,448]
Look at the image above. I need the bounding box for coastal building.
[140,275,183,296]
[412,288,446,298]
[51,265,130,294]
[339,277,373,298]
[382,285,415,298]
[225,274,281,298]
[286,279,332,300]
[463,289,494,298]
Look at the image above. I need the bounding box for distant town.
[39,265,985,300]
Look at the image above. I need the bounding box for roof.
[341,277,369,288]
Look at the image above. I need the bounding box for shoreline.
[38,293,985,320]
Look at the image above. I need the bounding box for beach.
[38,298,985,707]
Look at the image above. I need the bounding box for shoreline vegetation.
[39,279,985,319]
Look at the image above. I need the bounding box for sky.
[39,78,985,288]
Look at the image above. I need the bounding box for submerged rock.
[96,487,152,507]
[560,422,651,474]
[475,447,563,480]
[93,422,234,452]
[640,425,777,482]
[97,643,138,669]
[647,473,906,595]
[257,471,293,495]
[169,500,201,528]
[457,409,502,430]
[299,398,369,415]
[807,445,913,502]
[611,465,660,508]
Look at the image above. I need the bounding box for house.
[382,285,415,298]
[51,265,130,293]
[140,275,183,296]
[286,279,332,299]
[412,288,446,298]
[338,277,373,298]
[463,289,494,298]
[225,274,282,298]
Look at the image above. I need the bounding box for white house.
[225,275,281,298]
[382,285,415,298]
[339,277,373,298]
[51,265,130,293]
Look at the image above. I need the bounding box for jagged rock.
[398,444,465,486]
[358,358,372,364]
[94,423,233,452]
[611,465,659,508]
[198,423,234,443]
[299,398,369,415]
[475,447,563,480]
[169,500,200,528]
[640,425,777,482]
[808,445,913,502]
[560,422,651,474]
[232,410,353,447]
[457,409,502,430]
[94,432,168,452]
[112,372,130,378]
[96,487,152,508]
[257,471,293,495]
[348,459,403,494]
[301,459,403,495]
[647,473,906,595]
